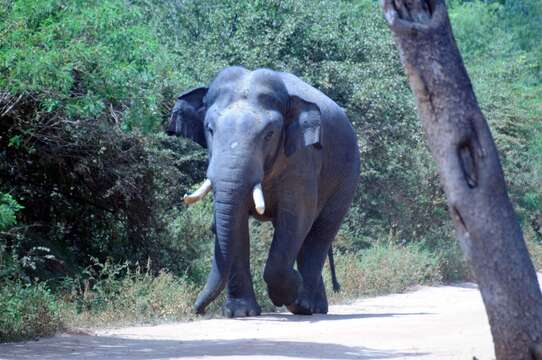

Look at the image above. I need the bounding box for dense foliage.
[0,0,540,341]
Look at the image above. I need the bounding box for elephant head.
[166,66,322,314]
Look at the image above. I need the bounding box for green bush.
[0,0,182,130]
[0,281,61,342]
[161,193,214,284]
[327,241,448,301]
[0,193,23,231]
[0,193,24,281]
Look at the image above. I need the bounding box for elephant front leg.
[263,207,315,308]
[288,191,354,315]
[222,218,261,318]
[224,255,261,317]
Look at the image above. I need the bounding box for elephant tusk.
[252,183,265,215]
[183,179,212,205]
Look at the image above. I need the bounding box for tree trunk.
[379,0,542,358]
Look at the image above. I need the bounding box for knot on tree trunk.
[458,129,481,189]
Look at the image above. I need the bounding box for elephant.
[166,66,360,317]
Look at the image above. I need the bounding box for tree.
[379,0,542,358]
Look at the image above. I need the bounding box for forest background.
[0,0,540,342]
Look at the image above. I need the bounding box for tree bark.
[379,0,542,358]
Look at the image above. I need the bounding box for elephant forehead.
[218,102,265,127]
[208,76,286,110]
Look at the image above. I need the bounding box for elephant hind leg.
[288,190,353,315]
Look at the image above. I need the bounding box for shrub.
[327,242,447,301]
[0,281,61,342]
[0,193,23,231]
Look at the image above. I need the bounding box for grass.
[0,237,471,343]
[326,242,456,304]
[58,240,466,331]
[51,224,542,336]
[60,268,198,329]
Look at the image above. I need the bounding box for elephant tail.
[328,246,341,293]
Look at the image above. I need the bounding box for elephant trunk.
[193,177,250,314]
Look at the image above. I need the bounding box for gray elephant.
[167,66,360,317]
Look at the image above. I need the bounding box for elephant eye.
[207,124,214,136]
[264,130,274,141]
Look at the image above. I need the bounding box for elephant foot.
[286,288,328,315]
[223,298,261,318]
[265,269,303,307]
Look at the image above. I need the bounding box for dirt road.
[1,282,496,359]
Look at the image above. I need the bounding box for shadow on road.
[1,335,428,360]
[239,312,433,323]
[450,283,479,289]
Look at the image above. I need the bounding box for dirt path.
[1,283,496,359]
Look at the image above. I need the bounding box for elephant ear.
[284,95,322,157]
[170,87,208,148]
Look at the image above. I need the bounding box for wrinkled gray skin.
[167,66,360,317]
